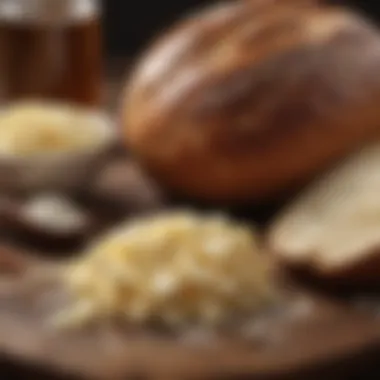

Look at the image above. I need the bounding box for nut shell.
[122,2,380,204]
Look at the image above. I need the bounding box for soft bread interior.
[269,143,380,274]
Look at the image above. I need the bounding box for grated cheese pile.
[59,211,274,327]
[0,101,110,156]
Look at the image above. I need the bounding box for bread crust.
[122,2,380,203]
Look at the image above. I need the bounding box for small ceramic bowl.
[0,108,116,195]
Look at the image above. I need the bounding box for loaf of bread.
[269,144,380,281]
[122,1,380,204]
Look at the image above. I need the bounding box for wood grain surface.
[1,59,380,380]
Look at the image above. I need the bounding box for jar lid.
[0,0,100,24]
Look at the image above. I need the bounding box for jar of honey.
[0,0,102,106]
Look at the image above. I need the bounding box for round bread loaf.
[121,1,380,204]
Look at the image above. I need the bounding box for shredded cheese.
[0,101,111,157]
[59,211,275,328]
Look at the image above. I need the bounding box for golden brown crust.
[122,2,380,203]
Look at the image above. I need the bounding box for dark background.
[104,0,207,56]
[104,0,380,56]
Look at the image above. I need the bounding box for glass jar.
[0,0,102,106]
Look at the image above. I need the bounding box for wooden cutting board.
[1,59,380,380]
[1,247,380,380]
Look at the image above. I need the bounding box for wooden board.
[2,60,380,380]
[2,246,380,379]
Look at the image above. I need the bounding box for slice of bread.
[269,144,380,280]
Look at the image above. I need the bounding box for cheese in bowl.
[0,101,115,192]
[58,211,276,328]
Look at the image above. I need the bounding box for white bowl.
[0,109,116,194]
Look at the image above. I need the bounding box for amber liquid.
[0,17,102,106]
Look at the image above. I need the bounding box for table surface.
[2,58,380,380]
